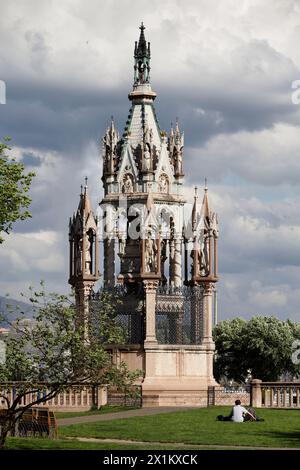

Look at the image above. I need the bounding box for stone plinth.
[142,343,218,407]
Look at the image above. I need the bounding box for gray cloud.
[21,151,42,167]
[0,0,300,321]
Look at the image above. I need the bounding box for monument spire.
[134,22,151,85]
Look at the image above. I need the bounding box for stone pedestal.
[142,344,218,407]
[251,379,262,408]
[76,281,94,343]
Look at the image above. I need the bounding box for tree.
[213,316,300,383]
[0,138,35,243]
[0,284,141,448]
[213,317,246,383]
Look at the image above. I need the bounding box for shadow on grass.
[258,430,300,443]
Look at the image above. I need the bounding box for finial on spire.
[194,186,198,197]
[80,184,83,195]
[85,176,88,189]
[175,118,180,135]
[133,22,151,87]
[204,177,208,192]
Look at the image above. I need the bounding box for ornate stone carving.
[143,144,151,171]
[145,235,158,272]
[143,279,159,293]
[122,173,134,193]
[102,120,119,175]
[199,235,209,276]
[202,281,214,296]
[158,174,169,193]
[84,236,92,274]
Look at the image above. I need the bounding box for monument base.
[141,344,218,407]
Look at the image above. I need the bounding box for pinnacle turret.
[133,22,151,86]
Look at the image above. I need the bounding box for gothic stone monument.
[69,24,219,406]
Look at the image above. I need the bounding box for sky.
[0,0,300,321]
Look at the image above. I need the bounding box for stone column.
[214,237,218,278]
[191,286,202,344]
[251,379,262,408]
[97,386,108,408]
[75,282,94,343]
[143,280,159,345]
[104,238,115,287]
[202,282,213,343]
[169,239,175,287]
[213,287,218,326]
[160,240,167,285]
[174,238,182,288]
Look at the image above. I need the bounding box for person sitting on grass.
[217,400,264,422]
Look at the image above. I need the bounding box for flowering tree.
[0,285,141,448]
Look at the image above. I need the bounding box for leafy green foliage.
[0,138,35,243]
[0,284,142,448]
[213,316,300,382]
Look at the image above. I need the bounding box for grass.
[4,407,300,450]
[59,406,300,449]
[55,405,137,419]
[5,437,210,450]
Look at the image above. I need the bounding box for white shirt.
[231,405,248,422]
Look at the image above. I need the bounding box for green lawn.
[6,437,207,450]
[55,405,136,419]
[59,407,300,449]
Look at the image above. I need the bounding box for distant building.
[0,327,9,335]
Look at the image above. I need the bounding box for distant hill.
[0,296,35,327]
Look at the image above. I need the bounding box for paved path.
[58,407,197,426]
[67,437,300,450]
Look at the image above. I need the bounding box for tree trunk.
[0,415,16,450]
[0,426,10,450]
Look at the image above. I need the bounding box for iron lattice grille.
[90,286,144,344]
[156,286,204,345]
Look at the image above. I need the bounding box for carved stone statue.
[198,234,209,276]
[84,236,92,274]
[122,174,134,193]
[145,235,157,272]
[138,61,145,82]
[176,146,183,174]
[143,144,151,171]
[158,174,169,194]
